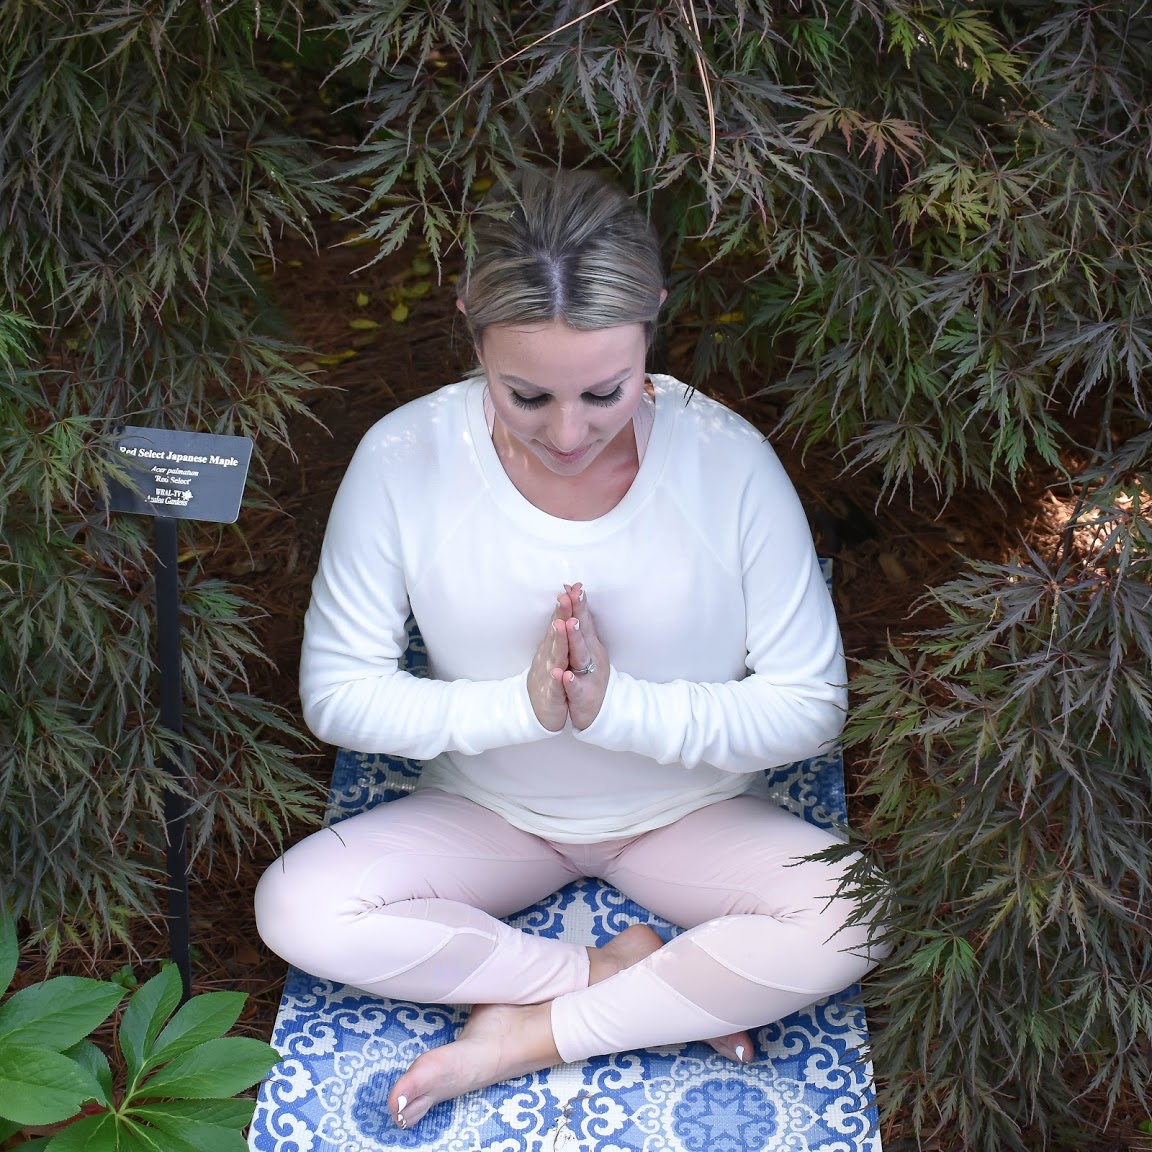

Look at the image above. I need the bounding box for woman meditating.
[255,167,883,1131]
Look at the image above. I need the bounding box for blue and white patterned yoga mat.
[250,563,882,1151]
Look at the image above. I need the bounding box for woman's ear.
[659,288,668,306]
[455,299,467,315]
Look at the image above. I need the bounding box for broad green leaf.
[105,1118,163,1152]
[64,1040,114,1107]
[43,1113,117,1152]
[0,1045,103,1125]
[0,906,16,998]
[114,1114,240,1152]
[146,991,245,1071]
[110,1117,168,1152]
[118,965,182,1082]
[0,978,124,1051]
[134,1037,278,1101]
[128,1098,255,1129]
[129,1112,248,1152]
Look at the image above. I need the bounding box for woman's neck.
[491,420,640,522]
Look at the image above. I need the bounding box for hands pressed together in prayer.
[527,582,609,732]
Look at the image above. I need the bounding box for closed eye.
[509,391,549,410]
[509,385,624,411]
[586,385,623,407]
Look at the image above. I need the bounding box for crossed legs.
[254,789,882,1130]
[255,789,586,1006]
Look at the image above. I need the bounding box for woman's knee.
[746,847,887,983]
[806,849,890,977]
[253,829,361,964]
[254,851,320,964]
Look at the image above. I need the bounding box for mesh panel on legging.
[257,883,588,1004]
[550,914,876,1064]
[363,899,588,1004]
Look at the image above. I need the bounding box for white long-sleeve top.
[300,374,847,842]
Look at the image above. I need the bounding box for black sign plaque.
[107,426,253,524]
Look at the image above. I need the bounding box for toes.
[707,1030,755,1064]
[397,1092,434,1129]
[390,1063,440,1129]
[388,1085,409,1129]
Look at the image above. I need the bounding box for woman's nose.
[548,407,587,452]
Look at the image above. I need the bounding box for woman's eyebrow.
[501,369,632,394]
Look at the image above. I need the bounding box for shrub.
[0,2,335,951]
[836,447,1152,1149]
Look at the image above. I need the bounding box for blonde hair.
[457,167,664,348]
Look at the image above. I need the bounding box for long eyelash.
[510,391,549,410]
[586,386,624,407]
[510,385,624,410]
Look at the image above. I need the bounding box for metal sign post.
[107,426,253,1003]
[153,515,193,999]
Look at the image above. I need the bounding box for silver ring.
[571,659,596,676]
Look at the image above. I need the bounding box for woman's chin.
[535,443,598,474]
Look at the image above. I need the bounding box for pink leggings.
[254,789,882,1063]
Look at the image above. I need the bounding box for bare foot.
[388,1001,559,1129]
[385,929,663,1129]
[587,922,664,983]
[388,924,755,1129]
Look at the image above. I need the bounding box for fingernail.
[735,1044,746,1063]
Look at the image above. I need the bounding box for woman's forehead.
[481,321,647,387]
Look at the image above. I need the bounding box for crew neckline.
[465,374,679,542]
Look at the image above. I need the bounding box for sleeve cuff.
[452,671,561,754]
[571,667,631,750]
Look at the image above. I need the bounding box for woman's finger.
[562,591,608,730]
[565,615,593,673]
[572,586,596,636]
[552,617,569,663]
[528,612,571,731]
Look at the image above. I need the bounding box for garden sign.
[107,427,253,1002]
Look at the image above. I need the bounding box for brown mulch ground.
[12,214,1144,1149]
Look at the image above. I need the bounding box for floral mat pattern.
[251,563,882,1151]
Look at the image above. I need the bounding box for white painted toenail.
[397,1096,408,1112]
[735,1044,746,1062]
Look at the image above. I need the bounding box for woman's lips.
[543,444,592,463]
